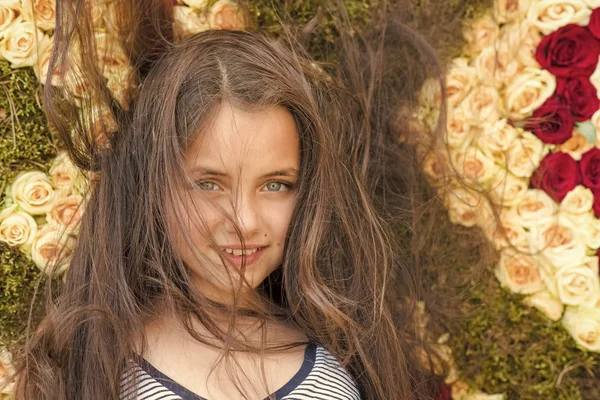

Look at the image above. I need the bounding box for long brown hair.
[13,1,450,399]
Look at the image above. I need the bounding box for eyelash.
[195,180,296,192]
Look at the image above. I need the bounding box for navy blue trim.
[137,342,316,400]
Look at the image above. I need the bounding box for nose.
[225,190,260,237]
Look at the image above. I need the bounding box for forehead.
[185,103,300,170]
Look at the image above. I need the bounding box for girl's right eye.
[196,181,221,191]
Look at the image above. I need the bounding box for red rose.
[536,24,600,77]
[589,9,600,40]
[580,148,600,190]
[532,152,581,203]
[556,77,600,121]
[592,189,600,219]
[525,96,574,144]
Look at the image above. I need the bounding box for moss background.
[4,0,600,399]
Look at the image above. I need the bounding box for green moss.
[0,244,44,349]
[0,61,57,195]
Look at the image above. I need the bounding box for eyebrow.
[191,167,299,179]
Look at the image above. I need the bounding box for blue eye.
[264,181,293,192]
[196,181,221,191]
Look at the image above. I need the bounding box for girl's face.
[170,103,300,304]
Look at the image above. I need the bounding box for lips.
[220,246,266,268]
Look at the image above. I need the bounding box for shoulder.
[281,343,361,400]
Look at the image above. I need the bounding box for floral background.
[5,0,600,399]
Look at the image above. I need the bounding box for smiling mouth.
[220,246,267,268]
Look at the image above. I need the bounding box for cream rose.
[505,67,556,120]
[463,14,499,55]
[505,131,547,178]
[553,259,600,306]
[484,210,530,251]
[49,152,80,190]
[0,205,37,249]
[488,170,528,207]
[560,185,594,215]
[450,143,499,187]
[562,306,600,351]
[584,0,600,7]
[556,132,594,161]
[444,185,486,228]
[0,347,15,396]
[528,215,588,269]
[173,5,210,39]
[30,224,75,275]
[514,189,558,228]
[523,290,564,321]
[446,107,474,148]
[46,191,85,233]
[495,0,528,23]
[209,0,247,30]
[21,0,56,31]
[10,171,55,215]
[0,21,49,68]
[500,21,542,69]
[527,0,591,35]
[459,85,501,124]
[182,0,208,9]
[0,0,22,39]
[422,150,450,186]
[578,216,600,249]
[445,57,477,108]
[478,119,520,164]
[496,249,546,294]
[473,44,519,88]
[32,36,52,84]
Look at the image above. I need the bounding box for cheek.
[265,199,296,244]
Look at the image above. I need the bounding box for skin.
[170,101,300,306]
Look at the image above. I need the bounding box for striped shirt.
[120,341,361,400]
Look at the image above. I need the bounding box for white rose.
[494,0,528,23]
[514,189,559,228]
[444,185,486,228]
[505,131,547,178]
[562,306,600,351]
[0,0,22,39]
[527,0,591,35]
[528,215,588,269]
[32,35,52,84]
[30,224,75,275]
[0,21,49,68]
[546,256,600,306]
[488,170,528,207]
[496,249,546,294]
[484,210,530,251]
[505,67,556,120]
[500,21,542,69]
[477,119,521,164]
[463,14,499,55]
[459,85,501,124]
[445,57,477,108]
[578,216,600,249]
[10,171,55,215]
[182,0,208,9]
[450,143,500,188]
[590,56,600,101]
[0,204,37,249]
[584,0,600,6]
[561,185,594,215]
[208,0,247,31]
[173,5,210,39]
[46,191,85,233]
[21,0,56,31]
[446,106,474,148]
[473,44,519,88]
[523,290,564,320]
[0,347,15,396]
[49,152,80,190]
[556,132,594,161]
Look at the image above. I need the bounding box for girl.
[13,1,449,399]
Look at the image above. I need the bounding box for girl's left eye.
[263,181,294,192]
[196,181,221,191]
